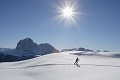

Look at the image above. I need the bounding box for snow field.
[0,51,120,80]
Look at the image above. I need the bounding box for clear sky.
[0,0,120,52]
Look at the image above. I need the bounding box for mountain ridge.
[0,38,59,62]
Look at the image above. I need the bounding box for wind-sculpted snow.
[0,51,120,80]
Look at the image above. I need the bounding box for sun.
[62,7,73,17]
[52,0,81,26]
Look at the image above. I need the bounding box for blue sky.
[0,0,120,52]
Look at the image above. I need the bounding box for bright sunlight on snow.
[0,51,120,80]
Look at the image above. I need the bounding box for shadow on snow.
[1,63,120,69]
[23,63,120,69]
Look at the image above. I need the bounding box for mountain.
[16,38,39,53]
[16,38,59,54]
[0,38,59,62]
[0,48,13,51]
[61,47,93,52]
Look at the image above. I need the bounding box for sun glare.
[51,0,82,28]
[63,7,73,17]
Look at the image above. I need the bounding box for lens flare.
[63,7,73,17]
[42,0,83,30]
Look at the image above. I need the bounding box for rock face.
[39,43,56,55]
[16,38,59,54]
[16,38,39,53]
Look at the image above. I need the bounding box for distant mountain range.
[61,48,110,52]
[61,47,93,52]
[0,38,110,62]
[0,38,59,62]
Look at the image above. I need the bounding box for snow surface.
[0,51,120,80]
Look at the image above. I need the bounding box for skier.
[74,58,79,65]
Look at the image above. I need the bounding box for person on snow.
[74,58,79,65]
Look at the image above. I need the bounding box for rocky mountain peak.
[16,38,38,53]
[16,38,59,54]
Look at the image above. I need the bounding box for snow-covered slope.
[0,51,120,80]
[0,48,13,52]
